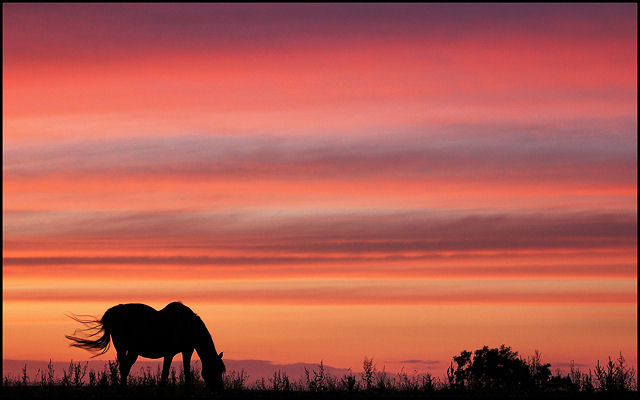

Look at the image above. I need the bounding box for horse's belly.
[137,350,170,359]
[133,336,185,357]
[111,307,193,357]
[114,325,186,356]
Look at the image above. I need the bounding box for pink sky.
[2,3,637,375]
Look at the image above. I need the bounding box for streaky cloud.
[4,209,636,253]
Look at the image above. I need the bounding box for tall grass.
[3,350,637,398]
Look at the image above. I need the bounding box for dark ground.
[2,385,637,400]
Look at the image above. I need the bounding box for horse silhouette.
[65,302,225,391]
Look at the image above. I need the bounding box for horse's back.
[106,302,197,358]
[110,303,156,313]
[160,302,195,316]
[158,302,199,329]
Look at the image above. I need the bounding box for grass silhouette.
[3,346,637,399]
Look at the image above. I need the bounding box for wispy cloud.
[4,283,636,305]
[4,125,636,183]
[4,209,636,254]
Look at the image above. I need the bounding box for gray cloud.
[3,209,636,254]
[3,119,637,184]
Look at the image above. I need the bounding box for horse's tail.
[65,311,112,357]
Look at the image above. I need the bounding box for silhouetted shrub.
[46,360,55,386]
[132,365,158,386]
[61,360,87,387]
[20,364,28,386]
[448,344,550,392]
[549,361,594,392]
[223,368,247,390]
[304,361,335,392]
[340,370,358,392]
[361,356,376,390]
[269,370,291,391]
[528,350,551,388]
[421,373,437,392]
[61,365,71,387]
[97,363,110,387]
[88,369,97,387]
[548,374,575,391]
[595,353,636,392]
[190,361,202,386]
[107,360,119,386]
[375,366,392,391]
[73,361,87,386]
[396,368,419,391]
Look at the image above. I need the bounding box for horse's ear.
[219,352,223,358]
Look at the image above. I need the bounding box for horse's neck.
[195,340,217,365]
[194,320,217,358]
[195,336,215,355]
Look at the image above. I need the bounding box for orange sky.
[2,3,637,375]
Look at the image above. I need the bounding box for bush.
[224,368,247,390]
[269,370,291,391]
[361,356,376,390]
[340,370,358,392]
[448,344,550,392]
[304,361,336,392]
[595,353,637,392]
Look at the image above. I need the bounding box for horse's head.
[202,351,225,391]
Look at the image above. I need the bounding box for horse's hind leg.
[117,350,138,391]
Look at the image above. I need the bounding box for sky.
[2,3,637,376]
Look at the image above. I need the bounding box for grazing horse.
[65,302,225,391]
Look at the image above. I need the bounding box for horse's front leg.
[160,355,174,386]
[182,349,194,390]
